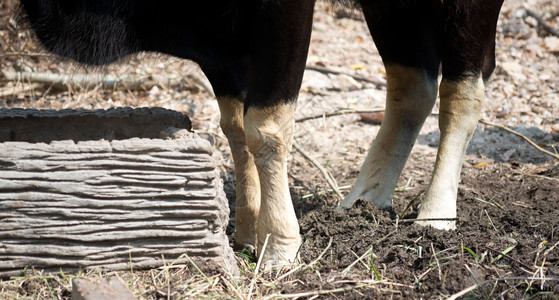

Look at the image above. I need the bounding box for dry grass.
[3,235,556,299]
[0,253,399,299]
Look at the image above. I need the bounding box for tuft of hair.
[16,1,139,66]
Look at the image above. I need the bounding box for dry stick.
[305,65,387,87]
[293,141,344,201]
[399,217,459,223]
[295,108,385,123]
[303,237,334,272]
[0,83,42,97]
[0,71,152,91]
[524,6,559,38]
[485,246,532,269]
[0,52,52,59]
[297,110,558,163]
[0,52,218,95]
[264,282,384,299]
[342,229,397,275]
[430,243,442,281]
[524,173,559,183]
[464,264,489,299]
[247,233,270,300]
[399,190,425,220]
[479,119,559,161]
[447,277,559,300]
[274,237,334,283]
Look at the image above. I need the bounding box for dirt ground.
[1,0,559,299]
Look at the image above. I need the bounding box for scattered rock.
[301,70,333,94]
[543,36,559,53]
[72,277,135,300]
[331,74,363,91]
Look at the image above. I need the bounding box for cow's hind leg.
[342,1,440,209]
[203,60,260,251]
[417,0,504,229]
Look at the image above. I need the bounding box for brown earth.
[1,0,559,299]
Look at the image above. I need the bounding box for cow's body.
[18,0,505,269]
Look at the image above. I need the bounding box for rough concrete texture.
[0,107,191,143]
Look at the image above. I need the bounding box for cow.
[17,0,505,269]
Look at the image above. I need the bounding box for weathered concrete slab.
[0,108,238,278]
[0,107,191,143]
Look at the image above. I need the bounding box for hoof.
[415,219,456,230]
[261,259,298,272]
[257,235,301,272]
[233,241,256,256]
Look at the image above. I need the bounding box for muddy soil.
[284,162,559,298]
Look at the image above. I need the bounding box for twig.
[0,83,42,97]
[479,119,559,161]
[447,277,559,300]
[431,243,442,281]
[0,70,215,95]
[293,141,344,201]
[342,229,397,275]
[399,190,424,220]
[302,237,333,272]
[264,282,384,299]
[295,108,385,123]
[0,52,52,59]
[296,109,557,164]
[486,246,531,269]
[447,283,480,300]
[523,174,559,183]
[399,218,459,223]
[305,65,386,87]
[247,233,270,300]
[274,237,334,283]
[0,71,152,91]
[464,264,489,299]
[523,6,559,38]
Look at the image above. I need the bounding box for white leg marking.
[218,98,260,250]
[341,66,438,209]
[244,103,300,268]
[417,75,485,230]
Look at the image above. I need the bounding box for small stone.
[544,36,559,53]
[72,276,135,300]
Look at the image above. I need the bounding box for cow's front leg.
[244,103,300,268]
[203,60,260,252]
[217,97,260,252]
[242,0,314,268]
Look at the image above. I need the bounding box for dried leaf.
[359,112,384,125]
[351,64,366,70]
